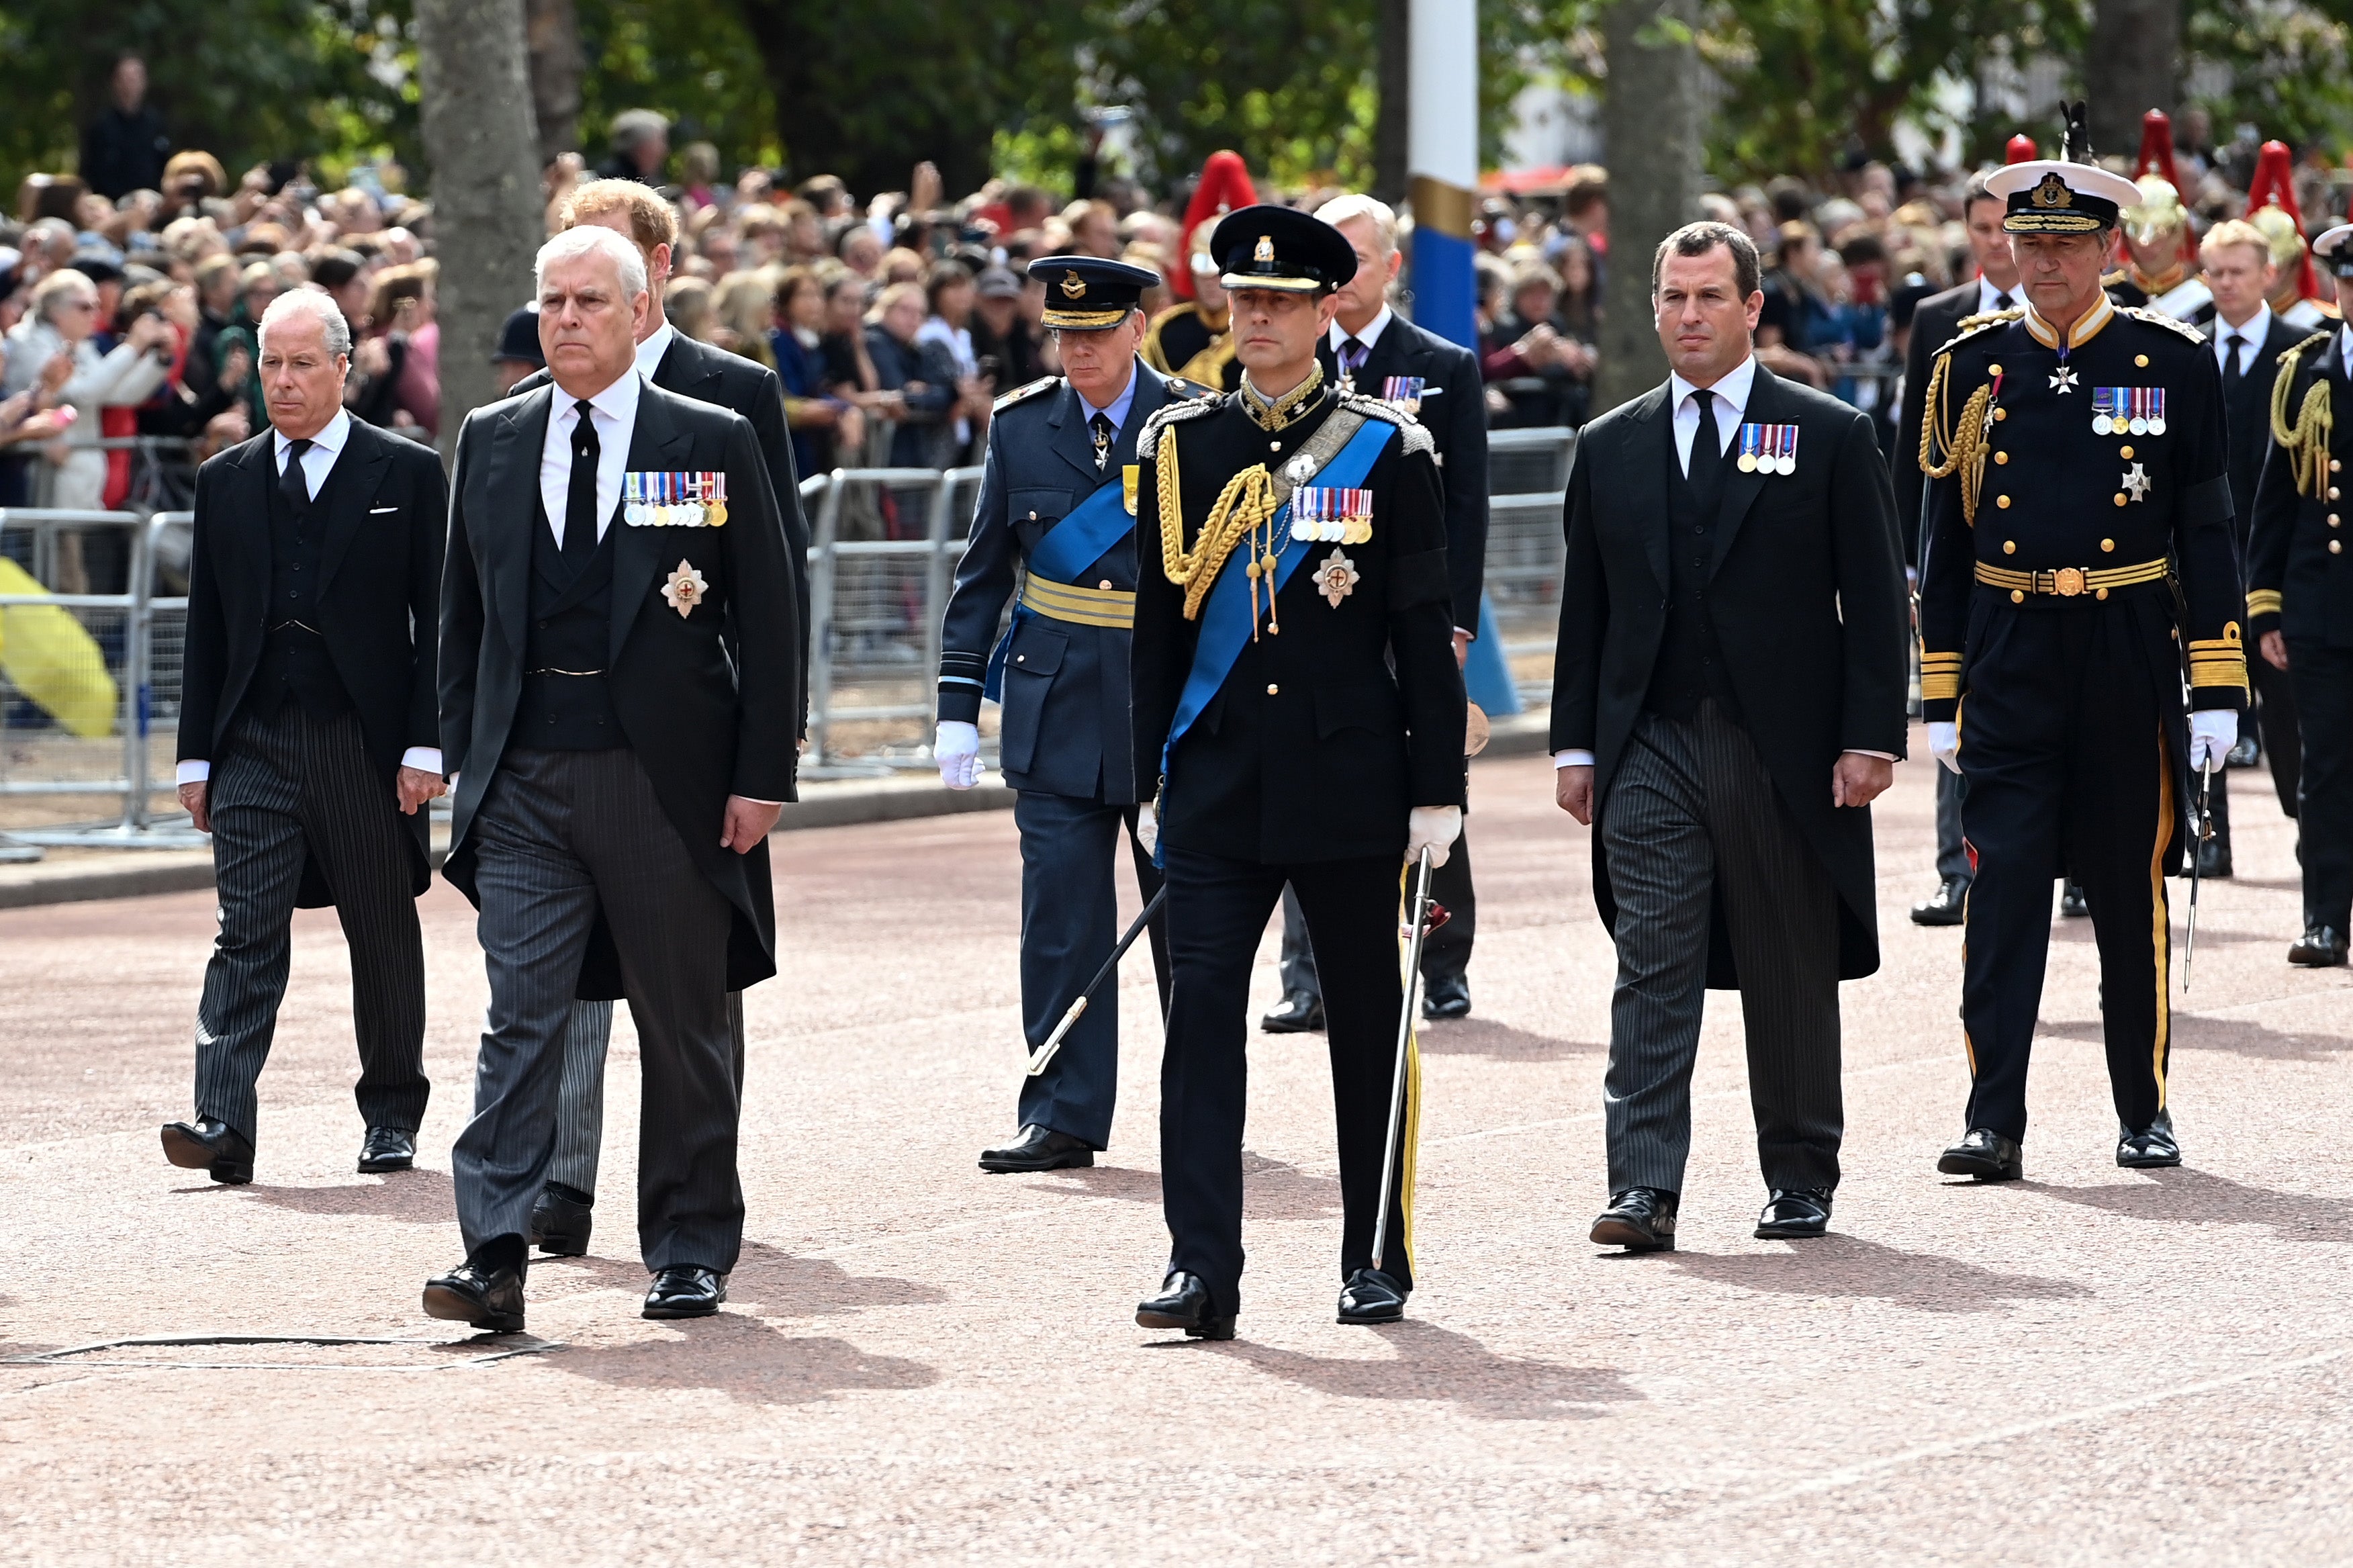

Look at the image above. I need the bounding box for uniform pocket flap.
[1007,625,1067,676]
[1009,488,1073,524]
[1313,678,1400,737]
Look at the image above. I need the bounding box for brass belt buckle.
[2052,567,2086,597]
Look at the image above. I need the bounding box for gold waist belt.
[1021,575,1136,629]
[1976,557,2168,600]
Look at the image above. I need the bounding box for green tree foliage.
[577,0,780,171]
[2184,0,2353,153]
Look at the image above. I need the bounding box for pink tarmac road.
[3,734,2349,1565]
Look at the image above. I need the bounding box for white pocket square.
[369,506,398,514]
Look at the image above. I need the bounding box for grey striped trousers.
[193,704,426,1143]
[547,990,745,1199]
[1597,702,1843,1196]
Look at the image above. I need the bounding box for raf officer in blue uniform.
[935,255,1206,1173]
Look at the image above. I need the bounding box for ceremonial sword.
[1371,845,1442,1277]
[1025,889,1168,1076]
[2184,765,2213,990]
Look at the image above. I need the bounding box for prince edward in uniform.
[1129,207,1464,1339]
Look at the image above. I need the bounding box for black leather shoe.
[160,1118,254,1185]
[1937,1127,2024,1181]
[2197,837,2233,878]
[977,1124,1095,1173]
[357,1126,415,1173]
[2289,925,2349,967]
[529,1186,593,1256]
[1336,1268,1408,1324]
[422,1260,525,1332]
[2060,880,2090,919]
[643,1265,727,1319]
[1590,1187,1678,1252]
[1260,993,1325,1033]
[2117,1110,2182,1168]
[1755,1189,1834,1239]
[1420,975,1471,1021]
[1910,876,1970,927]
[1136,1271,1235,1339]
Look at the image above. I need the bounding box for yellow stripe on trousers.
[1395,863,1424,1275]
[2150,723,2173,1107]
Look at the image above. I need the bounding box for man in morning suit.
[1553,220,1908,1252]
[423,224,801,1330]
[1919,125,2244,1181]
[511,179,810,1260]
[1258,191,1489,1033]
[1131,207,1465,1338]
[2246,222,2353,969]
[2197,217,2309,879]
[1896,171,2018,929]
[161,289,448,1185]
[934,256,1199,1172]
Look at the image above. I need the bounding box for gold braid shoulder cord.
[1158,434,1281,623]
[1917,351,1995,527]
[2270,331,2335,500]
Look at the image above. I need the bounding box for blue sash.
[984,477,1137,701]
[1156,418,1395,856]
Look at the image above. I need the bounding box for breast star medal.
[1314,548,1360,607]
[662,559,708,617]
[2050,365,2078,394]
[2121,461,2151,502]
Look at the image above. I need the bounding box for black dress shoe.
[2117,1110,2182,1168]
[1336,1268,1408,1324]
[1136,1271,1235,1339]
[2197,837,2233,878]
[1755,1189,1833,1239]
[1937,1127,2024,1181]
[422,1260,525,1332]
[530,1185,594,1256]
[2289,925,2349,967]
[977,1124,1095,1173]
[1910,876,1970,927]
[1420,975,1471,1021]
[643,1265,727,1319]
[357,1125,415,1173]
[2060,880,2090,919]
[160,1118,254,1185]
[1590,1187,1678,1252]
[1260,993,1325,1033]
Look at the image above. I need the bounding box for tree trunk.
[525,0,586,164]
[1595,0,1700,414]
[1373,0,1410,204]
[2086,0,2180,157]
[416,0,547,463]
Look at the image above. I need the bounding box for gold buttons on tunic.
[2011,589,2026,602]
[2332,487,2343,500]
[2002,540,2017,553]
[1098,579,1113,590]
[2114,493,2128,506]
[2333,515,2344,528]
[2096,588,2110,600]
[2334,541,2345,555]
[2334,459,2344,473]
[1997,495,2012,509]
[1988,364,2002,376]
[2101,539,2116,552]
[2135,354,2150,367]
[1266,683,1279,694]
[2120,445,2134,459]
[1994,451,2009,465]
[1994,408,2008,422]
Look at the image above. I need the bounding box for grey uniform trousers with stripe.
[1598,700,1843,1197]
[194,703,427,1143]
[452,747,743,1273]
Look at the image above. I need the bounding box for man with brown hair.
[507,177,809,1260]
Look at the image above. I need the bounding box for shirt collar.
[2020,292,2115,351]
[1329,304,1394,355]
[2218,301,2271,348]
[274,407,350,461]
[635,321,676,379]
[1668,353,1757,420]
[557,365,643,430]
[1978,276,2015,314]
[1074,360,1140,430]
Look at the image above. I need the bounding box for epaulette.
[1160,374,1214,400]
[2118,305,2208,344]
[1339,390,1436,457]
[1136,394,1219,460]
[2277,329,2332,372]
[992,375,1059,414]
[1931,308,2021,360]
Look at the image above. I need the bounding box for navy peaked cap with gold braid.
[1029,255,1161,330]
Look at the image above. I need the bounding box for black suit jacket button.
[537,620,548,629]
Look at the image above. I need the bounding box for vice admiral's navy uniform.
[937,256,1200,1170]
[1131,208,1464,1338]
[2246,223,2353,968]
[1919,149,2246,1180]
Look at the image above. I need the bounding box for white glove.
[934,721,981,789]
[1135,798,1158,857]
[1406,805,1462,869]
[2187,709,2238,774]
[1929,721,1961,775]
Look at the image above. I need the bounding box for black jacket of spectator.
[865,323,954,469]
[1894,281,1987,567]
[81,103,170,199]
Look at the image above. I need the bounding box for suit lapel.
[653,332,723,402]
[1117,361,1168,469]
[228,434,275,599]
[611,385,694,667]
[488,387,551,657]
[317,423,390,594]
[1709,367,1776,578]
[1626,383,1673,592]
[1048,381,1108,485]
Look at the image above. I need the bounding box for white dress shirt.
[1328,304,1395,367]
[635,320,676,381]
[179,411,444,785]
[2213,302,2271,379]
[1977,276,2017,317]
[540,365,642,551]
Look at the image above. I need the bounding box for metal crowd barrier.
[1485,427,1575,706]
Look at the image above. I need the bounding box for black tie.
[2223,333,2248,389]
[1089,410,1114,471]
[279,437,314,515]
[1341,336,1369,381]
[563,400,600,571]
[1687,389,1727,485]
[1994,291,2013,312]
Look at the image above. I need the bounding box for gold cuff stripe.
[2248,589,2285,618]
[1975,557,2168,595]
[1020,575,1136,629]
[1921,673,1962,700]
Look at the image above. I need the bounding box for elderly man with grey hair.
[424,222,802,1332]
[160,285,451,1189]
